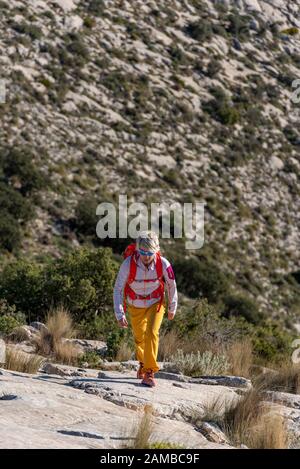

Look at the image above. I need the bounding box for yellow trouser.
[127,301,165,373]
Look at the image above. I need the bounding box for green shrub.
[0,315,23,335]
[203,98,240,125]
[172,299,252,351]
[252,321,293,363]
[168,349,230,376]
[0,261,45,322]
[0,146,46,196]
[280,27,299,36]
[0,212,22,252]
[221,294,263,325]
[173,258,230,303]
[0,299,25,334]
[78,313,119,340]
[83,16,96,28]
[226,12,251,41]
[74,195,99,236]
[11,22,43,41]
[0,247,118,323]
[106,327,134,360]
[184,20,213,42]
[0,183,34,221]
[73,196,133,254]
[77,350,103,368]
[86,0,105,16]
[206,58,222,78]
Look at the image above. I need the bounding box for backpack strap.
[123,251,165,314]
[123,251,138,313]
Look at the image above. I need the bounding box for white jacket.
[113,254,178,320]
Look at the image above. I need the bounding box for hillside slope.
[0,0,299,321]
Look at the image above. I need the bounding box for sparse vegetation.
[168,349,230,376]
[4,349,44,374]
[34,306,80,365]
[198,388,288,449]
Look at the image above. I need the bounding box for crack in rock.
[57,430,104,439]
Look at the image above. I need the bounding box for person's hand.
[117,316,128,328]
[168,311,175,320]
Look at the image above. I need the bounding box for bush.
[0,183,34,221]
[0,299,26,335]
[86,0,105,16]
[11,22,42,41]
[74,195,99,236]
[0,261,45,322]
[173,258,230,303]
[168,349,230,376]
[206,59,222,78]
[106,328,134,360]
[78,313,119,340]
[73,195,133,254]
[184,20,213,42]
[0,315,24,335]
[226,12,251,41]
[0,212,22,252]
[172,299,252,354]
[252,321,293,364]
[0,146,45,196]
[77,350,103,368]
[203,96,240,125]
[221,294,263,325]
[280,27,299,36]
[0,247,118,323]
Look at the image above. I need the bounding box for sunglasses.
[139,248,155,256]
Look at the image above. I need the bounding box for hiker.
[113,230,178,387]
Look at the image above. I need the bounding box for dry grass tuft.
[223,388,288,448]
[123,404,155,449]
[227,339,253,378]
[5,348,44,374]
[116,341,133,362]
[193,388,288,449]
[133,404,154,449]
[158,329,182,361]
[34,306,79,365]
[254,363,300,394]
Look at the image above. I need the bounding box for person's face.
[139,248,155,266]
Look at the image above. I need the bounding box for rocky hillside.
[0,0,299,320]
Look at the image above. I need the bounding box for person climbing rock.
[113,230,178,387]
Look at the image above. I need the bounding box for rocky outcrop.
[0,365,237,449]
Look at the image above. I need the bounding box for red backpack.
[122,243,165,313]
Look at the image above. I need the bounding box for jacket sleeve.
[162,258,178,315]
[113,258,130,321]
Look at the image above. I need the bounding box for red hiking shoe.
[141,370,156,387]
[137,362,144,379]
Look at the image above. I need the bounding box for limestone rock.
[269,156,284,171]
[41,362,87,377]
[64,15,83,31]
[197,422,229,445]
[66,339,107,356]
[264,391,300,409]
[30,322,49,334]
[0,368,234,449]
